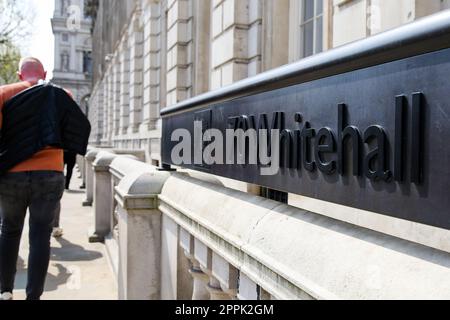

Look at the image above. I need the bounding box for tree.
[0,41,21,85]
[0,0,34,85]
[0,0,33,45]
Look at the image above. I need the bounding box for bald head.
[18,57,47,84]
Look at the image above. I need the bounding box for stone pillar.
[102,71,110,145]
[88,83,104,146]
[195,238,230,300]
[193,0,211,96]
[237,273,259,300]
[207,277,230,300]
[128,10,144,134]
[188,260,211,300]
[212,252,239,299]
[115,169,171,300]
[262,0,289,71]
[107,68,114,145]
[113,55,122,138]
[83,149,100,206]
[166,0,193,107]
[89,151,118,243]
[141,1,162,132]
[210,0,260,90]
[180,229,210,300]
[119,42,130,136]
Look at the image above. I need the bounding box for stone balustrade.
[83,148,450,300]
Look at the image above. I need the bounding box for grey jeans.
[0,171,65,300]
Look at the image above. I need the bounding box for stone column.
[262,0,289,71]
[107,68,114,145]
[128,11,144,134]
[113,55,122,138]
[212,252,239,300]
[115,169,171,300]
[237,273,259,300]
[140,1,162,132]
[92,81,104,145]
[207,277,230,300]
[195,238,230,300]
[166,0,193,107]
[210,0,256,90]
[188,259,211,300]
[102,71,110,145]
[193,0,211,96]
[119,42,130,137]
[180,229,210,300]
[89,151,118,243]
[83,149,100,206]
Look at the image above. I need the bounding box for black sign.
[161,13,450,230]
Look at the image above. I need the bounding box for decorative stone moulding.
[158,172,450,300]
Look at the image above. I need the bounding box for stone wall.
[88,0,450,154]
[92,0,136,85]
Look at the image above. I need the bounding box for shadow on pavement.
[15,238,102,294]
[51,237,102,262]
[15,264,72,293]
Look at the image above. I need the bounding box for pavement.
[13,169,117,300]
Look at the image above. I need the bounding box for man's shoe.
[52,227,64,238]
[0,292,13,300]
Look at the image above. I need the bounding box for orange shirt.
[0,81,64,173]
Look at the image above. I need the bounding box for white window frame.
[289,0,327,62]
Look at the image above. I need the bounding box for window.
[83,51,92,74]
[62,33,69,42]
[300,0,323,58]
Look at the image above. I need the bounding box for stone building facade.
[88,0,450,162]
[51,0,93,111]
[84,1,450,300]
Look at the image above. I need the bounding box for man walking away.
[64,150,77,190]
[51,150,77,239]
[0,57,90,300]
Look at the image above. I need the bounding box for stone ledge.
[158,172,450,300]
[115,168,171,212]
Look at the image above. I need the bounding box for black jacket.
[0,82,91,176]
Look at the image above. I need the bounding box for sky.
[23,0,55,79]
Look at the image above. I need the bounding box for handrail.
[160,10,450,117]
